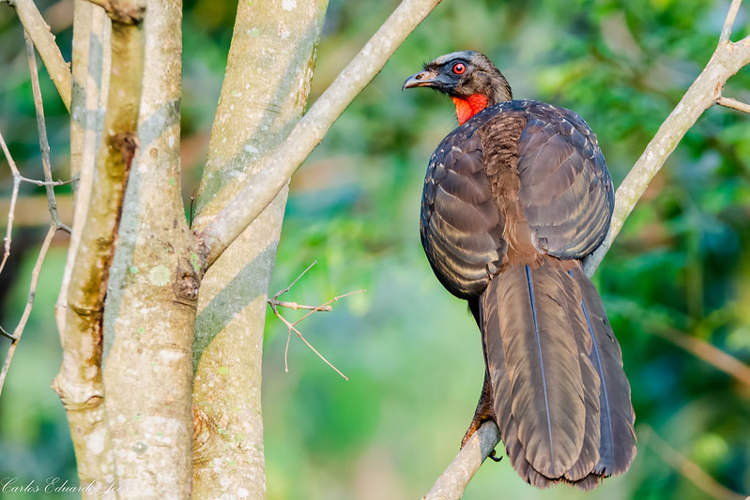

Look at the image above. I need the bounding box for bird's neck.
[452,79,512,125]
[452,94,489,125]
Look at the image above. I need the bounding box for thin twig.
[271,260,318,301]
[282,289,366,376]
[24,30,70,233]
[719,0,743,43]
[270,301,349,381]
[0,325,15,341]
[268,261,365,380]
[19,175,77,187]
[0,176,19,276]
[1,128,23,275]
[641,425,746,500]
[0,224,56,396]
[272,301,332,312]
[717,96,750,114]
[290,289,366,327]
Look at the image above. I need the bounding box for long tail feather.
[570,265,637,476]
[486,260,586,478]
[479,257,634,487]
[480,283,555,488]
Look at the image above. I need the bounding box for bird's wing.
[513,101,614,259]
[420,123,506,298]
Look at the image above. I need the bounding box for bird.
[403,50,636,489]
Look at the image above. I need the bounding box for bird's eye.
[452,63,466,75]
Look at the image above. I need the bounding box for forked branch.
[268,261,365,381]
[0,31,70,395]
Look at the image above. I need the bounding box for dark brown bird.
[403,50,636,489]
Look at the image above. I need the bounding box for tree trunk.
[191,1,329,497]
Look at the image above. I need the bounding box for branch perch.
[428,2,750,497]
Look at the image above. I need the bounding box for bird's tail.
[479,257,636,489]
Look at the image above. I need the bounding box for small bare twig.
[641,425,746,500]
[268,261,365,381]
[0,32,73,397]
[18,175,77,187]
[0,325,15,341]
[24,30,70,233]
[271,260,317,300]
[272,301,333,312]
[0,130,21,276]
[717,96,750,114]
[0,224,56,396]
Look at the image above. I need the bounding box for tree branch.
[423,420,500,500]
[190,2,330,496]
[55,1,111,336]
[720,0,743,43]
[10,0,72,112]
[99,0,195,496]
[194,0,443,267]
[51,1,142,490]
[428,2,750,497]
[717,95,750,114]
[24,30,70,233]
[0,130,22,276]
[653,327,750,387]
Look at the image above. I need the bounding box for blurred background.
[1,0,750,498]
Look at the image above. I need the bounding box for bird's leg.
[461,377,492,447]
[461,370,503,462]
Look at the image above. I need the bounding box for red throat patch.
[451,93,489,125]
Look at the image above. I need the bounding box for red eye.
[452,63,466,74]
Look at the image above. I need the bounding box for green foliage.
[2,0,750,498]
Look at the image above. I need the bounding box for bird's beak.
[402,69,440,90]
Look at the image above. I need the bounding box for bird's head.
[403,50,512,125]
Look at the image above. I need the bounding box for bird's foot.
[461,416,484,448]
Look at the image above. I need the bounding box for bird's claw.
[488,449,503,462]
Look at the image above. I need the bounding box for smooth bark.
[191,1,328,498]
[52,2,114,493]
[101,0,195,496]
